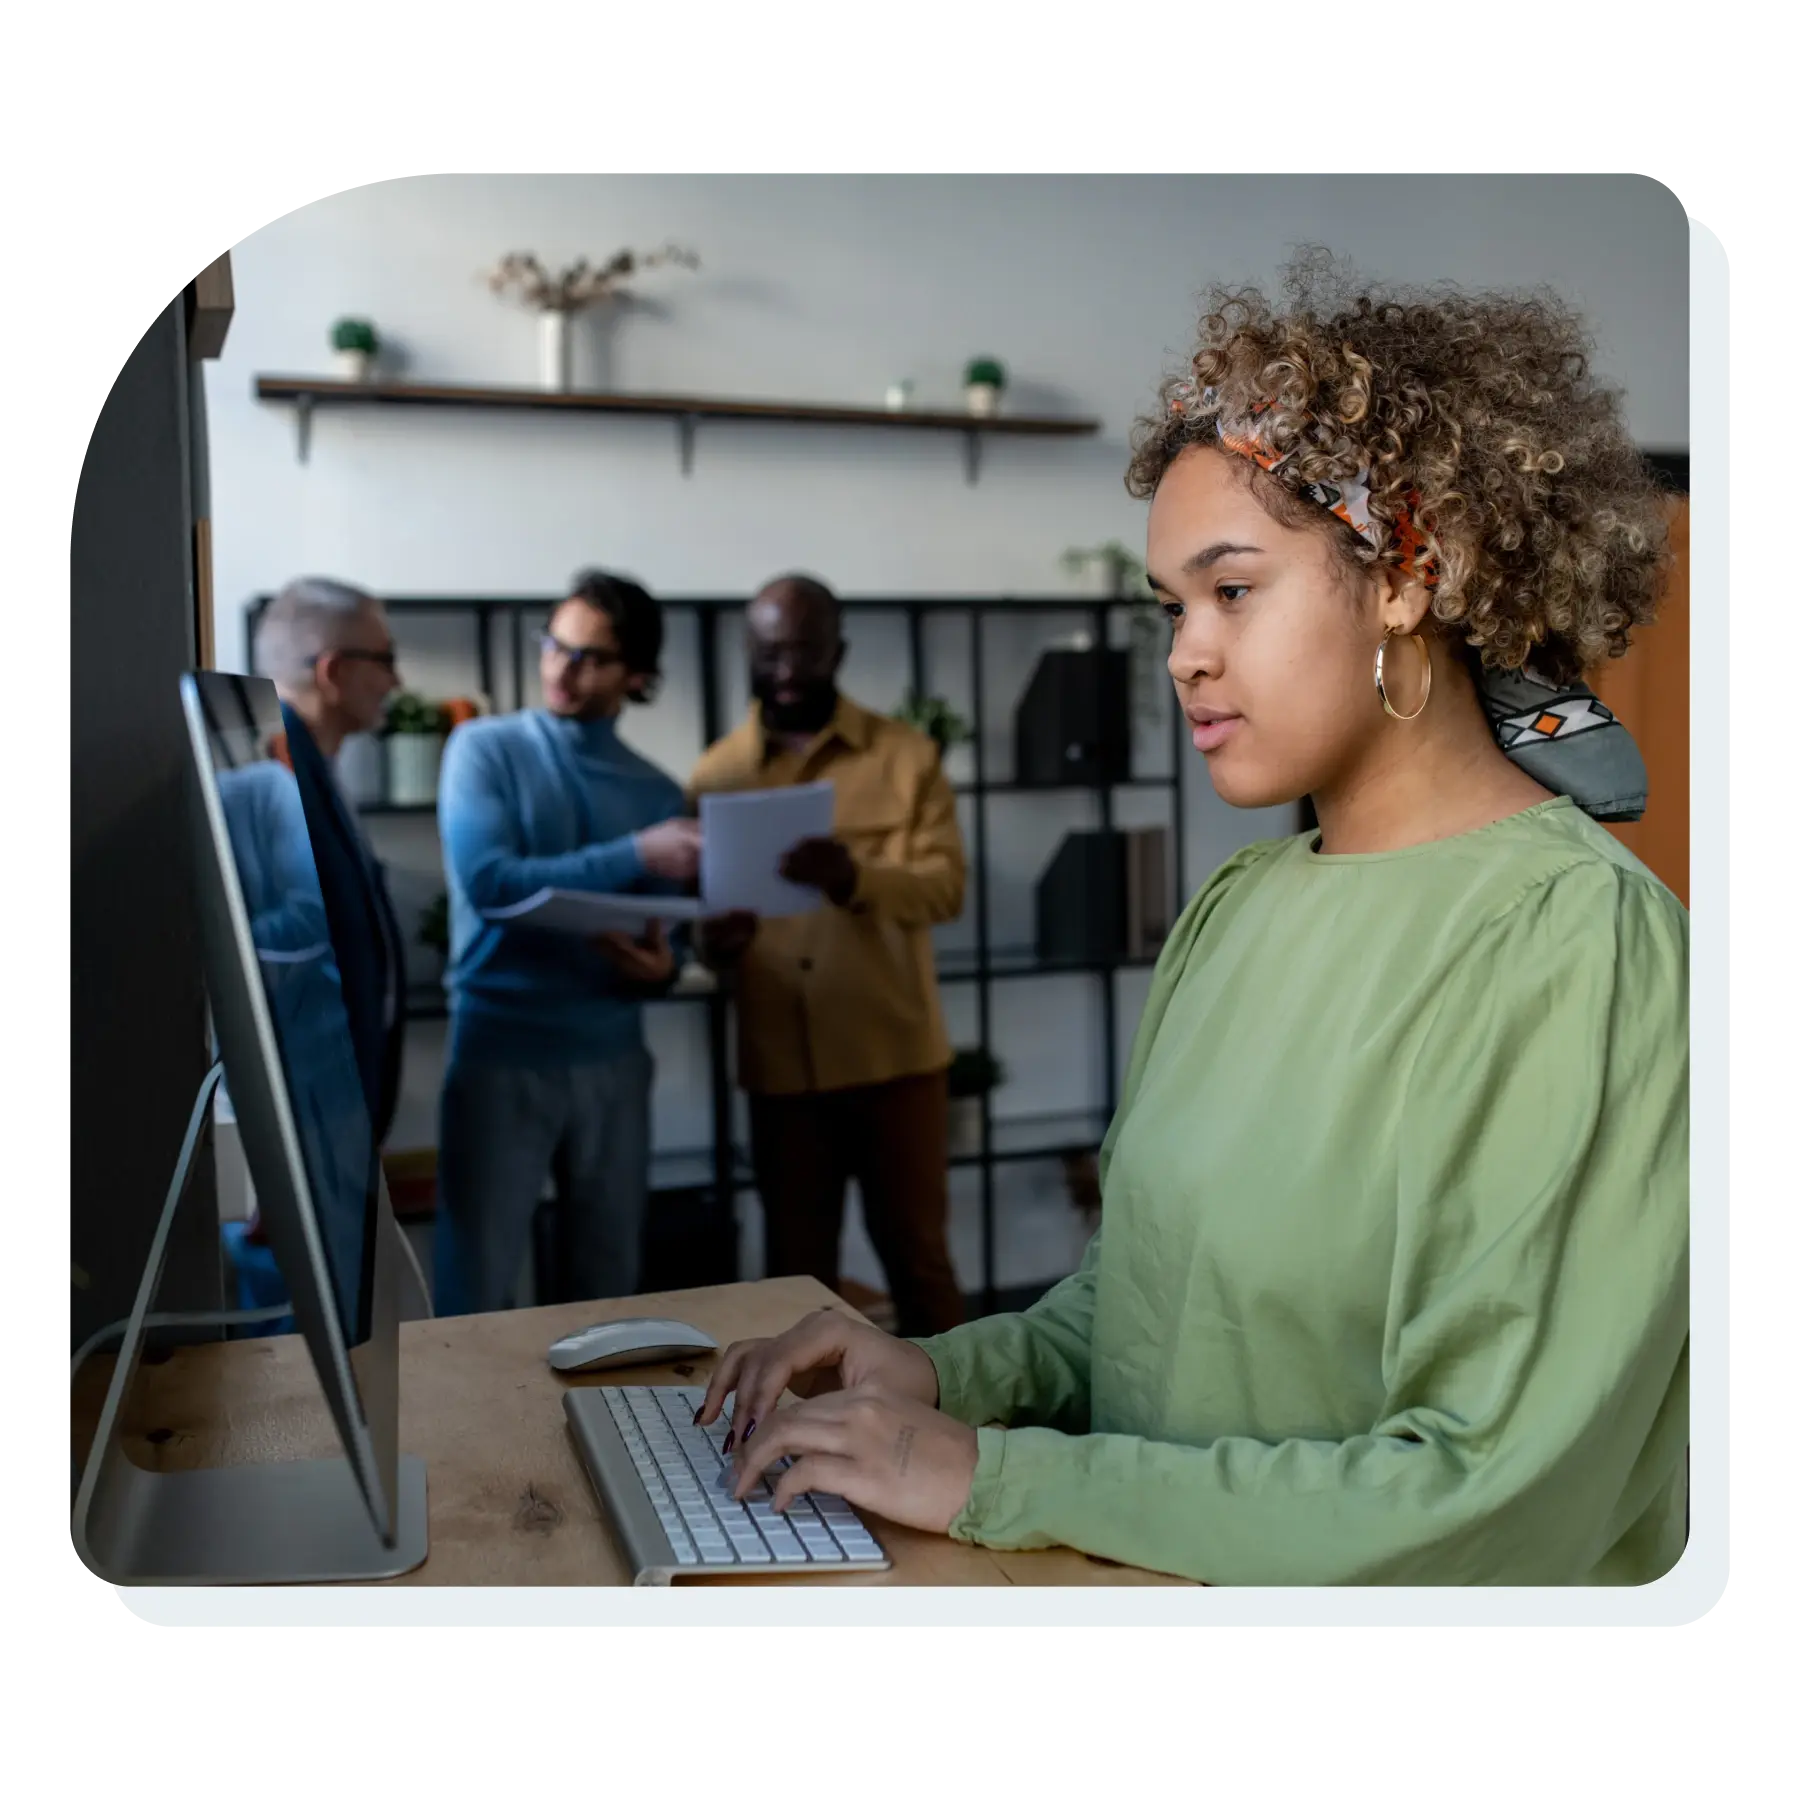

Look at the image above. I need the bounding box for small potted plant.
[946,1045,1004,1158]
[331,316,380,382]
[963,356,1007,417]
[891,691,971,759]
[1061,540,1149,599]
[382,691,448,806]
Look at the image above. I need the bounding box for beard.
[754,672,838,737]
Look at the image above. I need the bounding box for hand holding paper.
[779,835,857,906]
[633,816,703,883]
[485,781,837,938]
[698,781,835,917]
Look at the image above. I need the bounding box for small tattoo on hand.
[894,1425,915,1476]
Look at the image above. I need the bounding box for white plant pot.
[335,732,386,808]
[385,734,443,807]
[964,382,1001,417]
[333,348,373,382]
[947,1096,985,1158]
[538,310,571,391]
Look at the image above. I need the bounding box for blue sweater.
[439,710,687,1067]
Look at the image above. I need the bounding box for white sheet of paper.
[482,889,704,936]
[699,780,834,917]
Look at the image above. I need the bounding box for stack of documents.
[484,781,834,936]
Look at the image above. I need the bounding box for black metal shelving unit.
[246,592,1184,1314]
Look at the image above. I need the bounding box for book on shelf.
[1033,825,1170,963]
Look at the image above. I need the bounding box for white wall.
[202,174,1688,1296]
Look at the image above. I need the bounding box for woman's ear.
[1372,565,1434,638]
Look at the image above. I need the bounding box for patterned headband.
[1171,382,1437,588]
[1162,382,1649,821]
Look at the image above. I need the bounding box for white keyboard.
[563,1384,890,1584]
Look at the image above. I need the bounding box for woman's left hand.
[731,1386,979,1535]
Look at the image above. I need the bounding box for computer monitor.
[72,672,426,1583]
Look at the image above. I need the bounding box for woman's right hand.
[694,1308,940,1447]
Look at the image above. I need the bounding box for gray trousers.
[434,1045,652,1316]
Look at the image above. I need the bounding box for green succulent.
[963,356,1006,390]
[892,691,972,754]
[383,691,447,736]
[1060,540,1150,596]
[331,316,379,354]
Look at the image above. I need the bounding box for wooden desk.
[71,1277,1182,1588]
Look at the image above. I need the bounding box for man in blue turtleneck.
[434,570,701,1316]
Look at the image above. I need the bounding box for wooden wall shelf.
[253,375,1102,484]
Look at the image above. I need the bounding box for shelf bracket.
[677,413,700,477]
[961,429,983,487]
[293,395,314,466]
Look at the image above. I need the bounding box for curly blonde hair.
[1126,252,1671,685]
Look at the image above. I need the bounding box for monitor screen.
[188,675,379,1345]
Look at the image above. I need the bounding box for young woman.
[697,260,1689,1586]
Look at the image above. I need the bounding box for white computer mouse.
[547,1316,720,1374]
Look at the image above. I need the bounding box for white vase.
[947,1097,985,1158]
[333,348,372,382]
[385,734,443,807]
[335,732,385,807]
[538,310,571,391]
[964,383,1001,417]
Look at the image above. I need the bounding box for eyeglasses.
[539,632,626,672]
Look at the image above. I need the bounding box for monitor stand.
[72,1064,429,1584]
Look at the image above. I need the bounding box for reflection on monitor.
[200,686,378,1345]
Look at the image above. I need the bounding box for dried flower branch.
[483,244,700,313]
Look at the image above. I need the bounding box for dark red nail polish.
[744,1420,757,1442]
[692,1406,704,1425]
[722,1430,735,1454]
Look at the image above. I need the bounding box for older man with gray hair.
[255,576,402,759]
[251,576,407,1146]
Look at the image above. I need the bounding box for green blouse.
[916,798,1689,1585]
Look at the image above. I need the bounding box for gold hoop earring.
[1375,630,1432,722]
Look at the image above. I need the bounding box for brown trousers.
[748,1070,963,1338]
